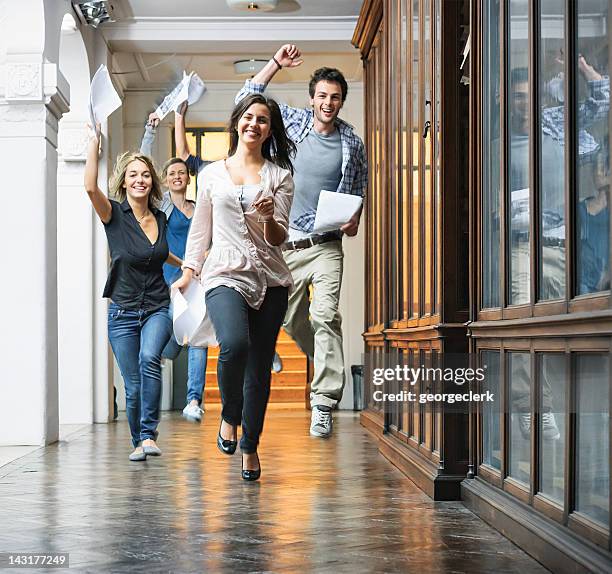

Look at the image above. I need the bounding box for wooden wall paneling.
[352,0,383,56]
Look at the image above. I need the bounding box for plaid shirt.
[237,79,368,233]
[542,77,609,163]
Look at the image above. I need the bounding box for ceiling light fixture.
[72,1,115,28]
[226,0,279,12]
[233,59,269,76]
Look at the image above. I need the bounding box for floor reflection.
[0,410,547,573]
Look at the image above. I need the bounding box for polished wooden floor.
[0,410,548,573]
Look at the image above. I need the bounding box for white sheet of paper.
[154,70,207,120]
[154,72,190,120]
[183,73,206,109]
[312,190,363,234]
[171,279,207,345]
[88,65,121,125]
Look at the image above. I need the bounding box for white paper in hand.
[183,73,206,109]
[88,65,122,125]
[155,72,190,120]
[171,279,217,348]
[312,190,363,234]
[154,71,207,121]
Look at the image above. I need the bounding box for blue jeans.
[162,336,208,404]
[107,303,172,447]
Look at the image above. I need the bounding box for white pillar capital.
[0,58,70,129]
[58,120,89,162]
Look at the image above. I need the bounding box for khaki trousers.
[283,240,344,408]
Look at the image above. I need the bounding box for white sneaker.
[519,413,531,438]
[310,405,333,437]
[542,412,561,440]
[182,403,203,423]
[272,352,283,373]
[519,412,560,440]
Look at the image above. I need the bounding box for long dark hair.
[228,93,296,174]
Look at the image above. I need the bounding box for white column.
[57,122,94,424]
[91,38,122,424]
[0,59,69,445]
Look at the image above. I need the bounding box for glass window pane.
[401,1,410,319]
[539,1,566,300]
[401,0,410,319]
[509,352,531,485]
[576,354,609,526]
[434,0,441,314]
[576,0,610,295]
[424,0,433,316]
[538,354,566,503]
[482,0,501,309]
[508,0,531,305]
[201,131,229,162]
[482,351,501,470]
[412,0,420,318]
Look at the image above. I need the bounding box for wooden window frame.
[475,339,611,548]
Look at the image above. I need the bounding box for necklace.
[134,209,150,224]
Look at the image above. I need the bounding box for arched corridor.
[1,0,611,571]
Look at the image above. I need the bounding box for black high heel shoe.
[217,420,237,455]
[241,452,261,481]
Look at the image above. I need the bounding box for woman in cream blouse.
[173,93,295,481]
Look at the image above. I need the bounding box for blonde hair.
[109,151,163,208]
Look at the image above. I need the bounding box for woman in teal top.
[141,118,208,422]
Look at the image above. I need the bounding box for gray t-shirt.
[289,128,343,240]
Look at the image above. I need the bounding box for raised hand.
[274,44,303,69]
[147,112,160,127]
[578,55,603,82]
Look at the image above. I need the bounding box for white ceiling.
[117,0,362,19]
[101,0,364,89]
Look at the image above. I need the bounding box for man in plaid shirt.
[236,44,367,438]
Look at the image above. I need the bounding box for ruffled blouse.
[182,159,294,309]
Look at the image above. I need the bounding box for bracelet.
[272,56,282,70]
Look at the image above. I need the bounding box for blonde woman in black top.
[84,124,181,461]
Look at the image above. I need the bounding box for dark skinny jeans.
[205,285,289,453]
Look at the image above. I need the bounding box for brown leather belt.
[282,231,342,251]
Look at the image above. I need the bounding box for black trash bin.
[351,364,364,411]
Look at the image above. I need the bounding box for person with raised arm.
[235,44,368,438]
[139,111,209,423]
[84,124,180,461]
